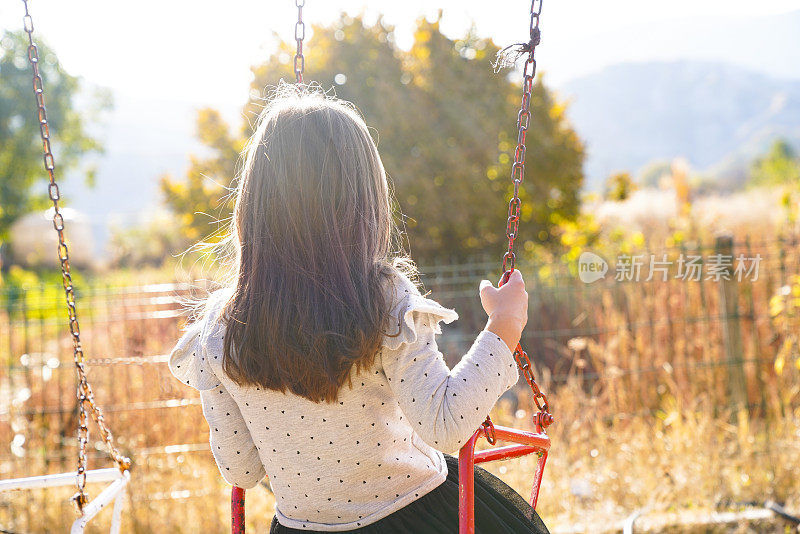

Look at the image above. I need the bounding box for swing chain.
[294,0,305,83]
[480,417,496,444]
[502,0,542,274]
[515,349,552,419]
[21,0,131,515]
[484,0,552,445]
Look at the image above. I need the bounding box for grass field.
[1,223,799,532]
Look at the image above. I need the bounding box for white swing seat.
[0,468,130,534]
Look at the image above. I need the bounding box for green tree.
[109,212,186,268]
[0,31,107,240]
[605,171,637,201]
[162,14,585,264]
[160,109,243,242]
[748,139,800,187]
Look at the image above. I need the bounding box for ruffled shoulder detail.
[381,271,459,351]
[168,291,229,391]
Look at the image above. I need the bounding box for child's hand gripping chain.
[479,269,528,353]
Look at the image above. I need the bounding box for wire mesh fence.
[0,235,798,532]
[425,235,799,420]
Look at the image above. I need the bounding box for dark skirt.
[270,454,550,533]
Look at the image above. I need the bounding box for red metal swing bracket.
[458,422,550,534]
[232,486,245,534]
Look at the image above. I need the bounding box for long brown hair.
[219,85,412,403]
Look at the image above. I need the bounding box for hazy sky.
[3,0,800,111]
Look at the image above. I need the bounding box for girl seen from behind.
[169,85,549,533]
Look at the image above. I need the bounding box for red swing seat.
[458,412,552,534]
[230,423,550,534]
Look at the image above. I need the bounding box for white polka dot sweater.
[168,270,519,531]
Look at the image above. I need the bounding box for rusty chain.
[21,0,131,514]
[294,0,305,83]
[502,0,541,274]
[482,0,553,445]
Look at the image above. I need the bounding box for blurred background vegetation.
[159,14,584,264]
[0,32,108,242]
[1,13,799,281]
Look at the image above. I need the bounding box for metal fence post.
[715,234,747,413]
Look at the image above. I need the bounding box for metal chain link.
[293,0,306,83]
[502,0,542,274]
[21,0,131,515]
[483,0,552,444]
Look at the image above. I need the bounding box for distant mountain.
[560,61,800,190]
[551,10,800,86]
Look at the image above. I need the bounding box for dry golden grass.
[2,380,797,533]
[5,407,799,533]
[484,391,800,532]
